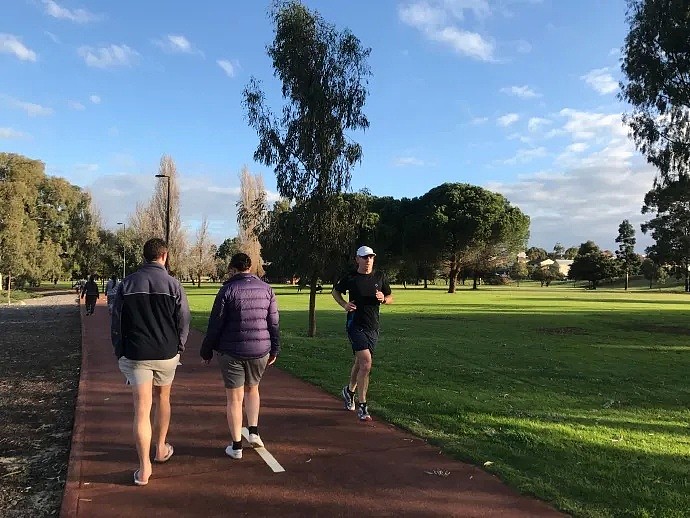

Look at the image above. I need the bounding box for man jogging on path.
[332,245,393,421]
[111,238,190,486]
[200,253,280,459]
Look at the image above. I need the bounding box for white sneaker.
[224,446,242,459]
[248,433,264,448]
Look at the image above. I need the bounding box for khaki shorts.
[217,353,269,389]
[119,354,180,386]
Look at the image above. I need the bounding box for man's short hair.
[230,253,252,272]
[143,238,168,262]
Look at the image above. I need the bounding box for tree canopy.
[243,0,372,336]
[620,0,690,182]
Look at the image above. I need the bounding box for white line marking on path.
[241,427,285,473]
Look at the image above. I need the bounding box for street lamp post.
[155,174,171,270]
[117,222,126,279]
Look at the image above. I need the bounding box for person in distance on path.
[81,275,100,315]
[200,253,280,459]
[105,274,119,315]
[332,245,393,421]
[111,238,190,486]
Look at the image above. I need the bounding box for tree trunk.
[7,270,11,304]
[197,273,202,287]
[472,274,479,290]
[448,269,458,293]
[625,271,629,290]
[423,277,428,289]
[308,274,318,337]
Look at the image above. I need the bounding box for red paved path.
[61,300,564,517]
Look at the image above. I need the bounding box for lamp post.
[117,222,126,278]
[155,173,171,270]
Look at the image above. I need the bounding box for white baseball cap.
[356,245,376,257]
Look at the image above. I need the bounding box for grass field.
[192,283,688,517]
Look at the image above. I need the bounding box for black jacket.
[111,262,190,360]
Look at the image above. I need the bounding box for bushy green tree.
[243,0,371,336]
[620,0,690,183]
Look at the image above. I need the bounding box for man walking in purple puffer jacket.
[200,253,280,459]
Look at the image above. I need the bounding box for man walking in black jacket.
[111,238,190,486]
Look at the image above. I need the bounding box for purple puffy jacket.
[200,273,280,361]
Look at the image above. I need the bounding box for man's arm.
[266,289,280,363]
[376,274,393,305]
[110,283,124,357]
[176,284,191,353]
[332,284,356,312]
[199,289,226,361]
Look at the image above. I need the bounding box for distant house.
[516,251,528,263]
[538,258,573,276]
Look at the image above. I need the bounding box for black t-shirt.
[334,271,392,331]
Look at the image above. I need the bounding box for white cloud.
[78,44,138,68]
[399,2,495,61]
[153,35,203,56]
[501,85,539,99]
[514,39,532,53]
[527,117,551,132]
[487,108,655,252]
[609,47,619,56]
[90,95,101,104]
[0,34,37,62]
[217,59,238,78]
[501,146,548,165]
[581,67,618,95]
[558,108,627,141]
[0,127,27,139]
[498,113,519,126]
[89,173,262,244]
[68,100,85,110]
[75,163,99,173]
[42,0,101,23]
[45,31,61,44]
[2,95,54,117]
[393,156,427,167]
[565,142,589,153]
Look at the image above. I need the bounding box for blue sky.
[2,0,655,252]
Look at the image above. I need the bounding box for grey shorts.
[217,353,269,389]
[118,354,180,386]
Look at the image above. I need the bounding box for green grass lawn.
[186,282,690,518]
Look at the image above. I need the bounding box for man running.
[332,245,393,421]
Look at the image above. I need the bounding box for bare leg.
[354,349,372,403]
[348,356,359,392]
[152,384,172,460]
[132,381,153,481]
[225,387,244,442]
[244,384,260,427]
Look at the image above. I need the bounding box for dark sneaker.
[342,386,355,411]
[357,405,372,421]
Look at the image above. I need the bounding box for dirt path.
[61,299,563,517]
[0,292,81,517]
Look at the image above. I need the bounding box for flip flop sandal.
[133,470,148,486]
[153,443,174,463]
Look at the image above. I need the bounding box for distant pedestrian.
[200,253,280,459]
[80,275,100,315]
[111,238,190,486]
[332,246,393,421]
[105,275,119,314]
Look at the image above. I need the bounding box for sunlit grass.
[187,282,690,518]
